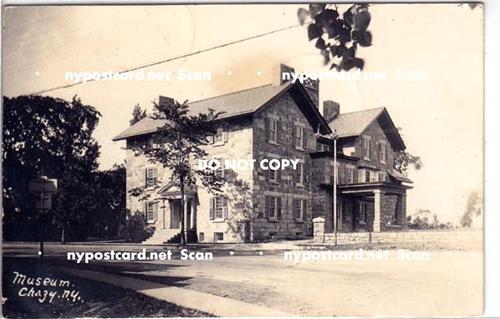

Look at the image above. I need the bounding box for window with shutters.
[209,196,228,220]
[146,201,158,222]
[294,126,305,150]
[145,167,158,187]
[363,136,371,160]
[214,158,224,179]
[267,118,279,144]
[293,198,306,221]
[378,141,387,163]
[295,162,305,186]
[266,196,281,220]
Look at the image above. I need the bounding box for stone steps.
[142,228,180,245]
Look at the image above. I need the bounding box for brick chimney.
[272,63,295,86]
[322,100,340,122]
[303,78,319,109]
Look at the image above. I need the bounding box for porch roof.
[338,181,412,196]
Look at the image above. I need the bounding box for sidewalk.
[56,266,294,317]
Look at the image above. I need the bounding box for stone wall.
[313,218,482,250]
[251,92,316,240]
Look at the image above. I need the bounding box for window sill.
[267,218,279,222]
[211,219,227,223]
[268,140,279,146]
[363,157,371,161]
[294,219,304,223]
[146,219,157,224]
[295,146,305,151]
[295,183,305,188]
[212,142,226,147]
[269,180,279,185]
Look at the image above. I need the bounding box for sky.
[2,4,483,224]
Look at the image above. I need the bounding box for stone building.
[113,65,412,243]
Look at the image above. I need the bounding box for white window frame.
[379,141,387,164]
[363,136,371,160]
[294,198,305,221]
[296,162,305,186]
[346,165,355,184]
[146,201,158,222]
[214,197,228,219]
[358,169,366,183]
[145,167,158,188]
[268,118,279,144]
[295,126,304,150]
[269,196,277,219]
[214,158,224,179]
[214,128,224,143]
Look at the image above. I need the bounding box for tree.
[460,191,482,228]
[224,170,253,242]
[130,104,147,125]
[128,98,225,244]
[394,151,423,174]
[2,95,101,242]
[298,4,372,70]
[86,164,127,239]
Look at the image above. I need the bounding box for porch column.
[190,201,196,230]
[397,192,407,227]
[162,199,166,229]
[373,190,382,232]
[184,196,188,234]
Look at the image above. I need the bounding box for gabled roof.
[113,81,331,141]
[329,107,406,151]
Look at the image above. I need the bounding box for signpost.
[28,176,58,259]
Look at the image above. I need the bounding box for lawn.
[2,257,213,318]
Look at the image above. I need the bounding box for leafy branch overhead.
[298,3,372,71]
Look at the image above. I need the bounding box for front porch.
[319,182,411,234]
[142,184,198,244]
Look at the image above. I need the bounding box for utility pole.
[332,130,338,247]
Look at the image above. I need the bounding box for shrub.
[117,210,155,243]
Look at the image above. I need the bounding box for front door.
[170,200,181,229]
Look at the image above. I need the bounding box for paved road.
[3,243,483,316]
